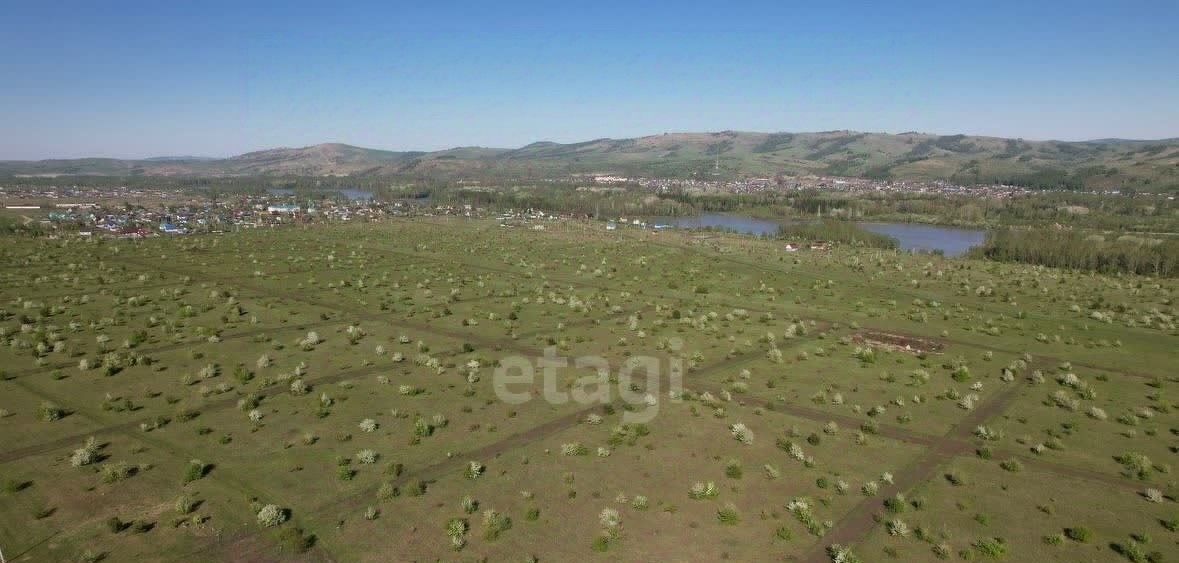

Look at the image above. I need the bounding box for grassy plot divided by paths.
[0,218,1176,562]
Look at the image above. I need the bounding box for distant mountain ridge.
[3,131,1177,190]
[143,156,220,162]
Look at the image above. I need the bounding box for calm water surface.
[648,213,985,256]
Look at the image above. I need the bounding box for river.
[646,213,985,257]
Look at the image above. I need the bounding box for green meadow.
[0,218,1176,562]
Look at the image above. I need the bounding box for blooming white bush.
[973,426,1001,441]
[958,395,975,410]
[689,481,719,499]
[359,419,378,433]
[300,331,321,347]
[1145,488,1164,503]
[70,447,96,467]
[257,504,286,528]
[1050,390,1079,411]
[248,409,263,422]
[827,544,859,563]
[466,461,484,479]
[887,519,909,537]
[730,422,754,445]
[561,442,587,456]
[356,449,378,464]
[600,507,622,529]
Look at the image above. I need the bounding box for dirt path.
[798,358,1149,562]
[0,300,632,465]
[174,343,774,560]
[798,381,1023,562]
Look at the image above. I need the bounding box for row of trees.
[973,228,1179,277]
[776,220,898,249]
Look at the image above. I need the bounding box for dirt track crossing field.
[1,219,1175,562]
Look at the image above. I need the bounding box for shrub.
[175,494,197,515]
[482,509,512,541]
[106,516,125,533]
[887,519,909,537]
[725,459,743,479]
[446,517,468,550]
[71,446,97,468]
[276,527,315,553]
[1145,488,1165,503]
[1116,452,1154,480]
[826,544,862,563]
[730,423,754,444]
[413,418,433,437]
[465,461,484,479]
[999,459,1023,472]
[972,537,1006,558]
[764,464,781,480]
[884,494,906,513]
[100,462,131,484]
[599,507,622,530]
[356,449,378,464]
[182,460,208,484]
[1065,526,1092,543]
[717,503,740,525]
[561,442,588,456]
[39,401,64,422]
[689,481,719,500]
[257,504,287,528]
[376,482,399,500]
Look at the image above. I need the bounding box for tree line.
[973,228,1179,277]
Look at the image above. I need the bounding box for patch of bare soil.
[853,330,944,354]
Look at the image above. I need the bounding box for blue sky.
[1,0,1177,159]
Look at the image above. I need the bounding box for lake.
[647,213,986,257]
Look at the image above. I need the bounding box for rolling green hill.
[3,131,1178,190]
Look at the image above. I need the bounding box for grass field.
[1,218,1176,562]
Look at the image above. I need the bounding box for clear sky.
[2,0,1177,159]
